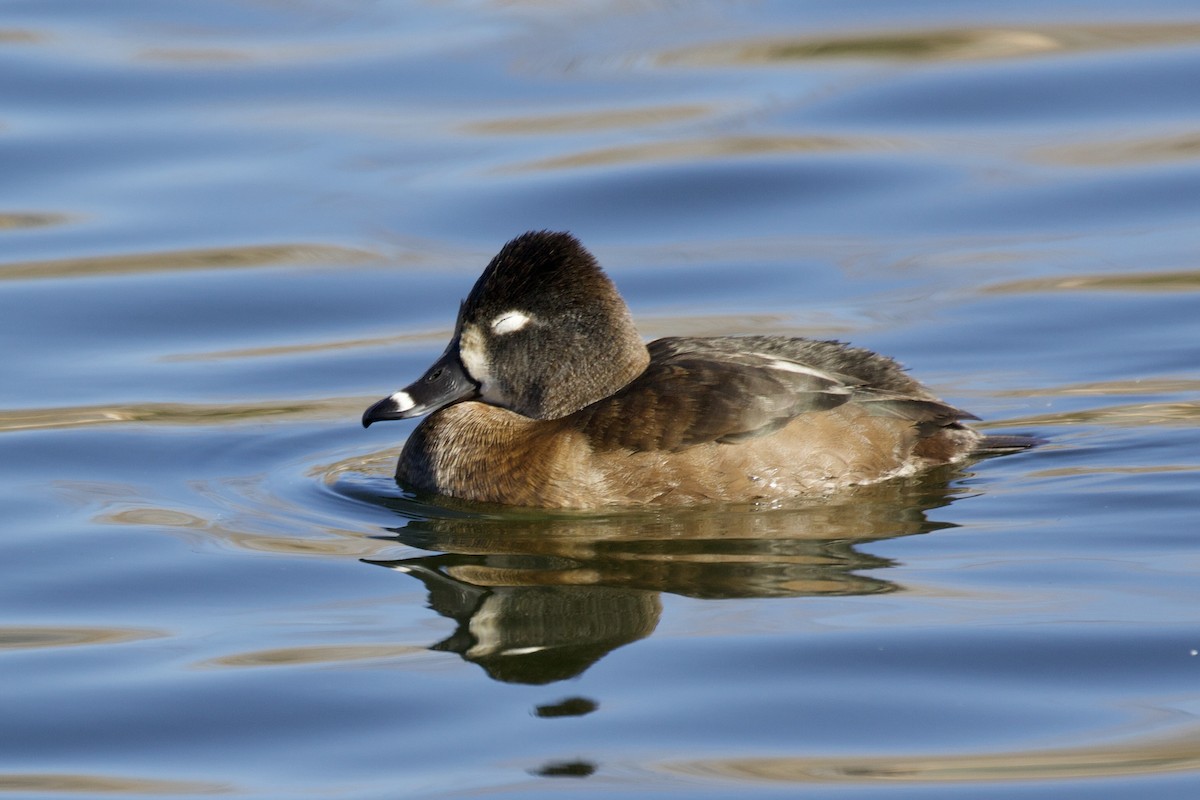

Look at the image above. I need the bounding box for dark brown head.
[363,231,649,426]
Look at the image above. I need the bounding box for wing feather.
[575,338,837,451]
[573,337,975,453]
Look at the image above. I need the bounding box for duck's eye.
[490,311,532,335]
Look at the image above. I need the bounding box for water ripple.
[658,23,1200,67]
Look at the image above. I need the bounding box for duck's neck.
[398,403,585,507]
[558,336,649,417]
[603,337,651,395]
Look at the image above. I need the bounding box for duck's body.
[364,232,985,509]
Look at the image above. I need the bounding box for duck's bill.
[362,349,479,427]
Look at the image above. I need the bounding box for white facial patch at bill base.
[458,324,502,403]
[388,390,415,413]
[490,310,532,335]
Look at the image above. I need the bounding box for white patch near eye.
[490,310,531,335]
[389,390,415,412]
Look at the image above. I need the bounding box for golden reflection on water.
[1038,131,1200,167]
[160,331,447,363]
[465,104,711,135]
[985,269,1200,294]
[658,23,1200,67]
[0,398,365,432]
[0,243,380,281]
[0,29,39,44]
[665,723,1200,784]
[95,504,380,557]
[503,134,874,172]
[1029,463,1200,478]
[0,625,160,650]
[0,212,71,230]
[219,530,377,557]
[980,379,1200,433]
[0,773,228,795]
[201,643,426,668]
[57,461,394,561]
[94,494,389,559]
[1000,401,1200,428]
[994,378,1200,398]
[133,36,406,68]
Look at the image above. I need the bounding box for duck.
[363,230,991,508]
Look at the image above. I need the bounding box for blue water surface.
[1,2,1199,798]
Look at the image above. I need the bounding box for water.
[2,1,1199,798]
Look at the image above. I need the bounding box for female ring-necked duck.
[364,231,994,508]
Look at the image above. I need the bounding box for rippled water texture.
[2,2,1199,798]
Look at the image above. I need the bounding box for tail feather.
[974,433,1044,454]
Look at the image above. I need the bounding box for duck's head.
[363,231,649,427]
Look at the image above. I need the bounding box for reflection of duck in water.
[370,558,661,685]
[365,472,964,684]
[363,231,1026,508]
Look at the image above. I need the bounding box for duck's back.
[576,336,974,445]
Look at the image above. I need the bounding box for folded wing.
[576,336,976,453]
